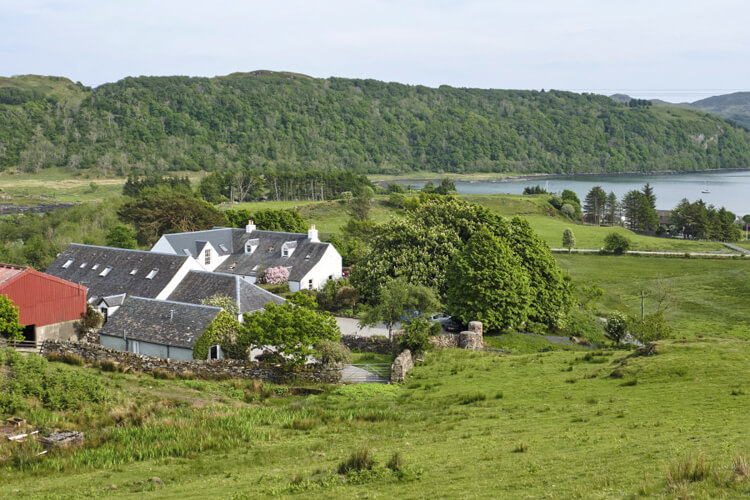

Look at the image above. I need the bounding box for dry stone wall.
[341,335,394,354]
[390,349,414,383]
[41,340,342,384]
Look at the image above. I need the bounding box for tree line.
[3,72,750,176]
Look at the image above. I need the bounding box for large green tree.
[583,186,607,224]
[224,208,307,233]
[358,277,441,338]
[234,302,340,365]
[445,228,531,331]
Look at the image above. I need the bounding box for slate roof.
[159,228,236,258]
[217,229,332,281]
[46,244,189,300]
[167,270,285,313]
[98,296,221,349]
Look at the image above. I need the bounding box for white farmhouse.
[151,221,342,291]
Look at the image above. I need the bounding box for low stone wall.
[430,333,459,349]
[390,350,414,383]
[41,340,342,384]
[341,335,394,354]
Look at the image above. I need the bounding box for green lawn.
[350,352,395,364]
[555,253,750,339]
[4,341,750,498]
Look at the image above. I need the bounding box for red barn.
[0,263,87,344]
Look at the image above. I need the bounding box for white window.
[92,264,100,270]
[62,259,73,268]
[204,248,211,265]
[131,340,140,354]
[129,269,138,275]
[146,269,158,280]
[99,266,112,277]
[79,262,87,268]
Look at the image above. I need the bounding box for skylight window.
[252,264,259,272]
[99,266,112,277]
[129,269,138,275]
[79,262,87,268]
[146,269,159,280]
[219,244,228,252]
[92,264,100,270]
[183,248,191,256]
[62,259,73,268]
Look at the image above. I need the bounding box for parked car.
[430,313,461,332]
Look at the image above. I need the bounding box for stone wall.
[390,349,414,383]
[458,321,484,350]
[430,333,459,349]
[41,340,342,384]
[341,334,394,354]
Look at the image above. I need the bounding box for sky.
[1,0,749,103]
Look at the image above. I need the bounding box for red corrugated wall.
[0,270,87,326]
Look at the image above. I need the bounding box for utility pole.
[641,290,645,320]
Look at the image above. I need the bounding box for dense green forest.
[2,72,750,175]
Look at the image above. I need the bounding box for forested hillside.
[2,71,750,175]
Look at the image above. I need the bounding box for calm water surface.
[404,171,750,215]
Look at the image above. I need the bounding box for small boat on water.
[701,181,710,194]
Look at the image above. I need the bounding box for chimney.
[308,224,319,242]
[245,219,256,234]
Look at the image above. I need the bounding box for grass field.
[3,341,750,499]
[555,253,750,339]
[0,167,206,204]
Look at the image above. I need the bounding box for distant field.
[555,253,750,339]
[0,168,206,204]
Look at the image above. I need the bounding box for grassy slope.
[556,253,750,339]
[4,341,750,498]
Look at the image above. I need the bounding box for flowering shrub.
[262,266,289,284]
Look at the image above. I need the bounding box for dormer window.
[281,241,297,258]
[62,259,73,269]
[245,238,259,254]
[99,266,112,277]
[204,248,211,265]
[146,269,158,280]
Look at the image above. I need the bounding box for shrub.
[628,312,674,343]
[560,203,576,219]
[260,266,289,285]
[316,340,352,365]
[338,446,376,474]
[397,317,434,356]
[604,232,631,254]
[605,312,628,344]
[98,359,122,372]
[387,452,405,472]
[565,308,605,345]
[458,392,487,405]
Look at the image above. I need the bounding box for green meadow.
[3,341,750,499]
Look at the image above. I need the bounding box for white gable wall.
[155,257,205,300]
[194,241,230,272]
[151,236,175,255]
[298,245,342,290]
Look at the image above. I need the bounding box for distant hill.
[689,92,750,128]
[609,91,750,129]
[2,72,750,176]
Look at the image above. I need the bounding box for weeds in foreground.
[513,442,528,453]
[338,446,376,474]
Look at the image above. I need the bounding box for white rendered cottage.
[151,221,342,291]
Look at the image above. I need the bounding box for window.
[219,244,228,252]
[92,264,100,270]
[99,266,112,277]
[129,269,138,275]
[252,264,259,272]
[130,340,140,355]
[308,279,313,289]
[305,254,312,261]
[146,269,158,280]
[79,262,87,268]
[208,344,223,360]
[282,248,289,257]
[204,248,211,265]
[62,259,73,269]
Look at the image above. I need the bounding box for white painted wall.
[194,241,229,272]
[155,257,204,300]
[299,244,342,290]
[151,236,174,254]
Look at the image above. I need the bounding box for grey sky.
[1,0,748,102]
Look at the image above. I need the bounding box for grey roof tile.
[167,270,285,313]
[99,296,222,349]
[46,244,188,300]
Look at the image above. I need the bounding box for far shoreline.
[370,167,750,186]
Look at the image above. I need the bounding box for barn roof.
[98,297,221,349]
[0,263,25,286]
